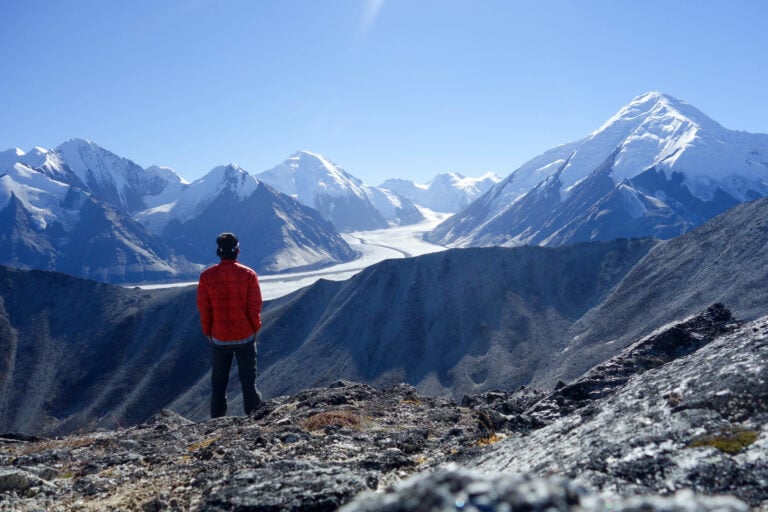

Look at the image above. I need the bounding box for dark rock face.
[457,304,743,434]
[203,461,370,512]
[526,303,739,423]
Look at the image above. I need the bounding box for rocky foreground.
[1,304,767,511]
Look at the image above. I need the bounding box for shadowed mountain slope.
[255,238,656,400]
[3,199,768,434]
[0,268,207,435]
[553,196,768,386]
[254,197,768,399]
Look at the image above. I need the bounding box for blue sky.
[2,0,767,185]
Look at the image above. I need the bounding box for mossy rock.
[688,427,759,455]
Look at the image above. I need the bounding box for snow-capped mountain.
[0,161,187,282]
[137,163,257,234]
[137,163,357,273]
[4,139,189,214]
[0,142,357,281]
[427,92,768,247]
[381,172,502,213]
[256,151,423,231]
[0,142,198,282]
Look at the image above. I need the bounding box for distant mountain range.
[3,92,767,281]
[0,141,358,281]
[256,151,424,231]
[381,172,501,213]
[0,140,501,282]
[3,195,768,435]
[426,91,768,247]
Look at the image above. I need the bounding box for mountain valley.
[2,91,768,510]
[2,196,768,437]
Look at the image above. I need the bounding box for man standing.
[196,232,263,418]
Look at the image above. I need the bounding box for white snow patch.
[618,184,647,218]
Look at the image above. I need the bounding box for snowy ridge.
[56,138,132,192]
[141,165,190,209]
[1,139,190,214]
[510,92,768,202]
[428,92,768,247]
[0,163,73,230]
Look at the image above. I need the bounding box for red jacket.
[197,260,263,342]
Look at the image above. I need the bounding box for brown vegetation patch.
[302,410,363,432]
[19,436,100,455]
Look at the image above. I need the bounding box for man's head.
[216,232,240,260]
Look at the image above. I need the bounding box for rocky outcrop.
[471,303,741,427]
[462,308,768,508]
[2,305,767,510]
[0,382,489,511]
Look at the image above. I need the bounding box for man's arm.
[247,273,263,333]
[197,277,213,338]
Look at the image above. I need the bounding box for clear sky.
[2,0,767,185]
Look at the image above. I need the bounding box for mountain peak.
[56,138,102,155]
[198,164,257,199]
[267,151,365,193]
[600,91,721,135]
[292,149,324,159]
[430,92,768,247]
[256,152,391,230]
[287,150,344,176]
[629,90,674,105]
[205,163,250,182]
[54,138,119,169]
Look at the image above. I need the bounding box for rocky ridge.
[1,305,766,511]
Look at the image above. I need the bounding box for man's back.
[197,259,262,342]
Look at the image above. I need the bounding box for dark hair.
[216,232,240,259]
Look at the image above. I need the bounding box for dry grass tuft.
[19,436,99,455]
[187,436,221,452]
[476,433,506,447]
[302,410,363,432]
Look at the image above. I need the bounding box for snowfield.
[138,210,450,300]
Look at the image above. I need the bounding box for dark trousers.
[210,341,262,418]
